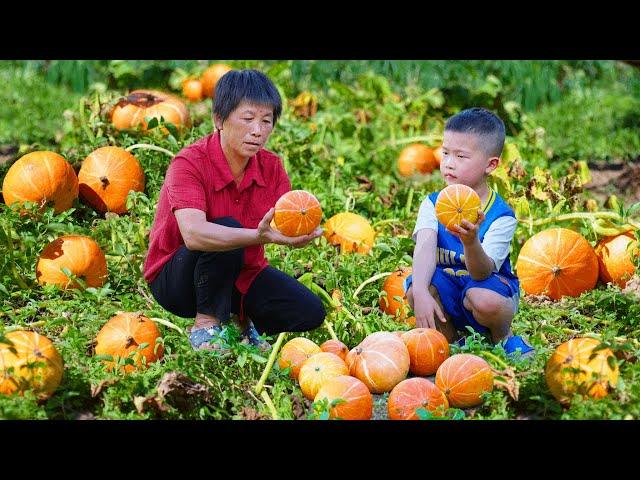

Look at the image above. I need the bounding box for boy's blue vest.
[428,189,517,280]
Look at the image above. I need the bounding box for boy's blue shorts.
[403,268,519,335]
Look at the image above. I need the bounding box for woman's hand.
[257,208,324,247]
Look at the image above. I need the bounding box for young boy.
[405,107,534,356]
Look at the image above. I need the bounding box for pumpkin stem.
[100,176,110,188]
[125,336,138,349]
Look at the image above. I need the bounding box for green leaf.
[249,353,267,364]
[236,352,247,367]
[145,117,159,130]
[94,354,114,362]
[164,122,179,139]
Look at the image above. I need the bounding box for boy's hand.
[451,210,485,246]
[413,290,447,330]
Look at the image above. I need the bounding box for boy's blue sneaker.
[189,325,230,353]
[240,323,271,352]
[502,335,535,358]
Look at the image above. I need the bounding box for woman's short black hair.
[213,69,282,125]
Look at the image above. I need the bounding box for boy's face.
[440,130,499,189]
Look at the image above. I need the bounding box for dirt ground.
[585,157,640,204]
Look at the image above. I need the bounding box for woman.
[143,69,326,352]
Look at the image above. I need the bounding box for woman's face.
[216,100,275,161]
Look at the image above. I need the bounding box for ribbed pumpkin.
[346,331,410,394]
[0,331,63,399]
[387,377,449,420]
[433,145,443,166]
[397,144,437,177]
[545,337,619,404]
[298,352,349,401]
[278,337,322,380]
[434,183,481,231]
[324,212,376,254]
[111,89,190,132]
[273,190,323,237]
[201,63,233,99]
[78,146,145,214]
[401,328,450,376]
[95,312,163,373]
[380,267,415,326]
[516,228,599,300]
[595,232,638,287]
[313,375,373,420]
[320,339,349,361]
[182,78,203,102]
[36,235,108,289]
[2,151,78,213]
[435,353,494,408]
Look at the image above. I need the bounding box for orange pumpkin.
[201,64,233,99]
[434,183,481,231]
[595,232,638,287]
[298,352,349,400]
[545,337,619,404]
[182,78,203,102]
[397,144,437,177]
[516,228,599,300]
[278,337,321,380]
[95,312,163,373]
[2,151,78,213]
[380,267,415,325]
[346,331,410,394]
[36,235,108,289]
[435,353,494,408]
[273,190,323,237]
[111,89,190,132]
[0,330,63,399]
[78,146,145,214]
[433,145,442,166]
[401,328,450,376]
[388,377,449,420]
[313,375,373,420]
[320,339,349,361]
[324,212,376,254]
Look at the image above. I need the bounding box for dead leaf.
[492,366,520,401]
[291,395,308,420]
[156,371,213,411]
[133,395,170,415]
[356,175,374,191]
[239,407,268,420]
[90,378,118,397]
[331,289,343,311]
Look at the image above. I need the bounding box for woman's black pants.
[149,217,326,335]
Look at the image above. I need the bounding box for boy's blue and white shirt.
[412,188,518,279]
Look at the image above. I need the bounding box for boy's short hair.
[444,107,506,158]
[213,69,282,125]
